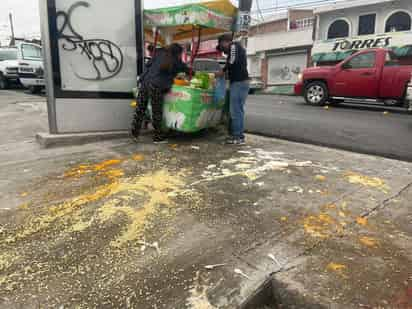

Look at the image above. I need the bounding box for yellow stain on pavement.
[303,213,342,238]
[18,203,30,210]
[101,169,125,179]
[7,182,119,242]
[315,175,326,181]
[132,154,145,161]
[280,216,288,222]
[6,165,189,249]
[326,262,347,277]
[359,236,379,248]
[20,192,28,197]
[97,169,185,247]
[356,217,368,226]
[344,172,389,193]
[63,159,123,178]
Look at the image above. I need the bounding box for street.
[246,95,412,162]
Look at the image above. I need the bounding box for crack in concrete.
[361,180,412,218]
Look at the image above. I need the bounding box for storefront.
[247,9,314,94]
[312,0,412,65]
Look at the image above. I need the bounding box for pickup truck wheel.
[0,74,8,90]
[304,81,329,106]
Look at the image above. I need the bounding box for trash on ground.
[204,264,226,270]
[267,254,282,268]
[138,240,161,255]
[234,268,251,280]
[287,186,304,194]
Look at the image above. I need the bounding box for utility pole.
[9,13,15,46]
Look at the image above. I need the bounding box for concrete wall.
[317,0,412,40]
[289,9,314,22]
[247,28,313,55]
[249,19,288,36]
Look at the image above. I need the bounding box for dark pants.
[131,83,165,140]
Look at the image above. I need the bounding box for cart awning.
[144,0,237,42]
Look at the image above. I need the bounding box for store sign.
[237,11,251,33]
[313,32,412,55]
[332,37,391,51]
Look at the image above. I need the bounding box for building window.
[327,19,350,39]
[290,17,314,30]
[345,52,376,69]
[385,11,411,32]
[358,14,376,35]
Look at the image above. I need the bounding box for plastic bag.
[214,76,226,104]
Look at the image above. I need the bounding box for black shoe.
[224,137,235,145]
[129,129,139,143]
[153,137,168,144]
[225,137,245,145]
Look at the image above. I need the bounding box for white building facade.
[312,0,412,64]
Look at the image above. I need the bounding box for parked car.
[0,47,20,89]
[0,43,44,93]
[17,43,44,94]
[295,48,412,109]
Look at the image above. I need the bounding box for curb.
[36,131,130,149]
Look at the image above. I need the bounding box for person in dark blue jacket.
[131,43,190,143]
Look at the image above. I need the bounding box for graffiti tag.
[57,1,124,81]
[271,65,301,81]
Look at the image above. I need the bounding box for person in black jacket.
[217,34,250,145]
[131,43,190,144]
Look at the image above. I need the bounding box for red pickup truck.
[295,48,412,108]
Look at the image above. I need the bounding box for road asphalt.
[245,95,412,162]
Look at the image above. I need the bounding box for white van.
[0,42,44,93]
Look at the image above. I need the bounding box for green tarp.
[312,50,356,63]
[391,45,412,57]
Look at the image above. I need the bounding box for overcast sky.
[0,0,331,40]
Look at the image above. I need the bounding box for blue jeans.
[230,81,250,139]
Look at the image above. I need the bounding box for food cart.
[138,0,237,133]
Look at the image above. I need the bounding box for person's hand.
[215,71,225,78]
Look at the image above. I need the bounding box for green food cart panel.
[163,85,224,133]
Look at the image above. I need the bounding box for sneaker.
[224,137,246,145]
[234,138,246,146]
[153,137,168,144]
[224,137,236,145]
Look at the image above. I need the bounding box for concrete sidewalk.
[0,90,411,308]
